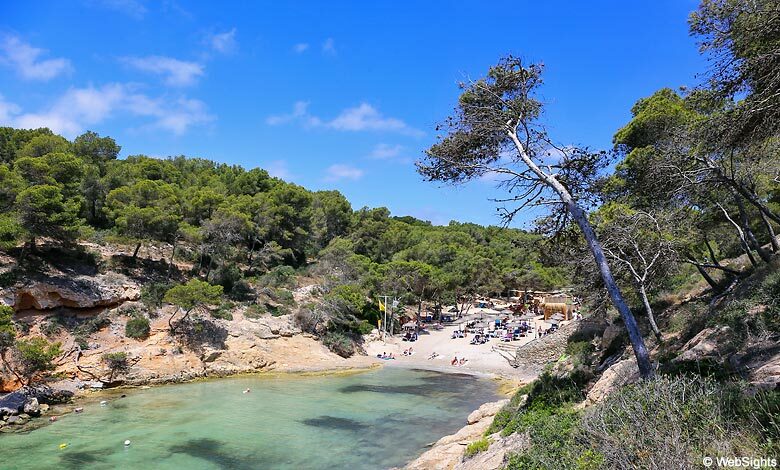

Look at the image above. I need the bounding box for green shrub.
[102,351,129,380]
[355,320,374,335]
[41,316,64,337]
[565,340,595,366]
[102,351,128,369]
[322,330,355,357]
[580,375,771,468]
[267,304,291,317]
[14,337,61,383]
[261,265,297,288]
[485,371,589,437]
[125,316,150,339]
[272,288,296,306]
[211,305,234,321]
[504,407,583,469]
[76,312,111,336]
[0,306,16,351]
[464,438,490,458]
[74,335,89,350]
[141,282,173,308]
[245,304,267,319]
[0,270,19,288]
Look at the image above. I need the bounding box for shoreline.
[3,354,530,470]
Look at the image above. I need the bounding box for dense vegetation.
[448,2,780,467]
[0,126,568,359]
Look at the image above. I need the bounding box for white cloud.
[293,43,309,53]
[0,35,72,81]
[0,95,21,122]
[324,164,364,182]
[122,56,204,87]
[368,143,403,159]
[0,84,213,137]
[265,101,321,127]
[89,0,147,19]
[367,143,413,164]
[322,38,336,55]
[266,160,291,179]
[208,29,237,54]
[267,102,423,137]
[328,103,423,136]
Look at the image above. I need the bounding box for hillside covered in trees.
[0,125,570,373]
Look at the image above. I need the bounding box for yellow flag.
[379,300,386,312]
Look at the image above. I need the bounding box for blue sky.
[1,0,705,227]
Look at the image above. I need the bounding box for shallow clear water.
[0,368,499,469]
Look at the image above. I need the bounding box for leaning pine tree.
[417,56,654,379]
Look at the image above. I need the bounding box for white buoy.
[124,440,131,447]
[100,400,107,406]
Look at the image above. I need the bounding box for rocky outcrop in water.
[0,385,72,429]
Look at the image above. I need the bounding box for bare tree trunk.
[132,242,141,259]
[707,162,780,225]
[759,210,780,253]
[167,237,178,281]
[247,236,256,266]
[168,307,194,335]
[704,237,724,267]
[735,196,771,262]
[569,202,654,378]
[638,284,662,341]
[719,203,758,267]
[692,262,723,293]
[508,130,653,379]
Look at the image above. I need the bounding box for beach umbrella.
[551,313,565,320]
[548,319,560,325]
[519,313,535,320]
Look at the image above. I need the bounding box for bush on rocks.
[125,316,150,339]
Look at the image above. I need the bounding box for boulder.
[6,415,22,425]
[466,399,509,425]
[455,432,529,470]
[676,326,733,362]
[586,357,640,405]
[13,274,140,310]
[599,322,626,359]
[202,350,222,363]
[23,398,39,415]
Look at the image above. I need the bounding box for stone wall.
[512,321,582,372]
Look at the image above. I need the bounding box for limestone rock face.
[12,274,140,310]
[676,326,733,362]
[585,357,640,405]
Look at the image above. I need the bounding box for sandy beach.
[363,310,557,382]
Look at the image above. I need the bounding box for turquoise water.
[0,368,499,469]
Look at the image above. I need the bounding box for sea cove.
[0,368,500,469]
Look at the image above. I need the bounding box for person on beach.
[451,356,458,365]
